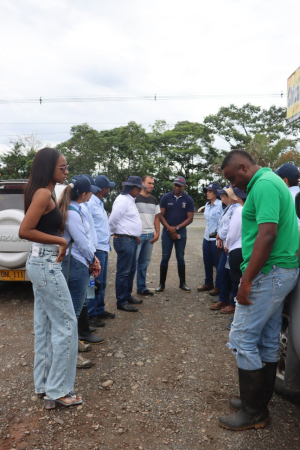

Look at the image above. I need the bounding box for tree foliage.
[1,104,299,208]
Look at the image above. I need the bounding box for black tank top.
[36,203,63,237]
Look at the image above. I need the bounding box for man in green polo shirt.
[218,150,299,431]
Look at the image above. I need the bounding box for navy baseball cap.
[203,182,222,193]
[233,187,247,199]
[173,176,186,186]
[82,174,102,194]
[275,163,300,181]
[94,175,116,189]
[69,175,92,195]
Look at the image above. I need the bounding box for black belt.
[114,234,137,239]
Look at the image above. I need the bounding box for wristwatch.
[176,226,180,231]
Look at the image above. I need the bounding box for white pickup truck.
[0,179,66,282]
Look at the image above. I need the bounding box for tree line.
[1,103,299,209]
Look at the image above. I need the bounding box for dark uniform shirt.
[160,191,194,229]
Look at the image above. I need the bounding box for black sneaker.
[137,289,154,296]
[97,311,116,320]
[89,317,105,328]
[128,296,143,304]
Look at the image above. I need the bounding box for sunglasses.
[57,165,70,173]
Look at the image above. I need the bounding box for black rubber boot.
[78,306,104,345]
[178,265,191,292]
[229,361,278,412]
[219,366,270,431]
[155,266,168,292]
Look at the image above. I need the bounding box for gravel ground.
[0,227,299,450]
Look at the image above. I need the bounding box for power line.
[0,92,287,104]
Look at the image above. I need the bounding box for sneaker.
[97,311,116,320]
[77,354,93,369]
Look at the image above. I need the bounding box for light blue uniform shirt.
[217,203,239,241]
[88,194,111,252]
[63,201,95,268]
[204,198,223,241]
[81,202,97,251]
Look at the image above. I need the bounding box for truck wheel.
[274,314,300,403]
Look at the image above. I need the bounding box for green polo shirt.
[241,167,299,274]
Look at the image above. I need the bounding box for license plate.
[0,270,25,281]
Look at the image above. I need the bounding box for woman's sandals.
[44,394,82,409]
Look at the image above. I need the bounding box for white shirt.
[109,194,142,237]
[225,204,242,253]
[289,186,300,226]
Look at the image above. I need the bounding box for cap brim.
[216,189,226,196]
[92,185,102,194]
[173,181,185,186]
[108,181,116,188]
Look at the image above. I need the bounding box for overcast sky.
[0,0,299,152]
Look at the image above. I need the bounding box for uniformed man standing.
[156,176,194,292]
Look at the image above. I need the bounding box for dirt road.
[0,227,299,450]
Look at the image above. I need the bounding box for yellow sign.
[287,66,300,123]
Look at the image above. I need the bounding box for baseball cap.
[275,163,300,181]
[69,175,92,195]
[82,174,102,194]
[203,182,222,193]
[94,175,116,189]
[173,176,186,186]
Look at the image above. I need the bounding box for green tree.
[0,136,41,179]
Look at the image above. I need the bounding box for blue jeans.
[62,255,90,318]
[88,250,108,317]
[216,249,231,303]
[113,235,138,306]
[160,227,186,267]
[228,266,299,370]
[202,238,219,286]
[26,244,78,400]
[136,233,154,292]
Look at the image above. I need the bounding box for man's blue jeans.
[113,235,138,306]
[202,238,219,286]
[229,266,299,370]
[160,227,186,267]
[62,255,89,318]
[88,250,108,317]
[136,233,154,292]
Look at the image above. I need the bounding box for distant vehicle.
[0,180,66,282]
[274,193,300,402]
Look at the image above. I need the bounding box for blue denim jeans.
[88,250,108,317]
[202,238,219,286]
[62,255,90,318]
[160,227,186,267]
[216,249,231,303]
[229,266,299,370]
[136,233,154,292]
[113,235,138,306]
[26,244,78,400]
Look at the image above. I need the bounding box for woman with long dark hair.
[19,147,81,409]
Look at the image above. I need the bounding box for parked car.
[274,193,300,402]
[0,179,66,282]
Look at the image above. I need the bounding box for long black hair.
[24,147,62,212]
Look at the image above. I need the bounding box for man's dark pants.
[88,250,108,318]
[160,227,186,267]
[113,235,138,306]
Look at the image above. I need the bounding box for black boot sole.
[179,288,191,292]
[219,416,269,431]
